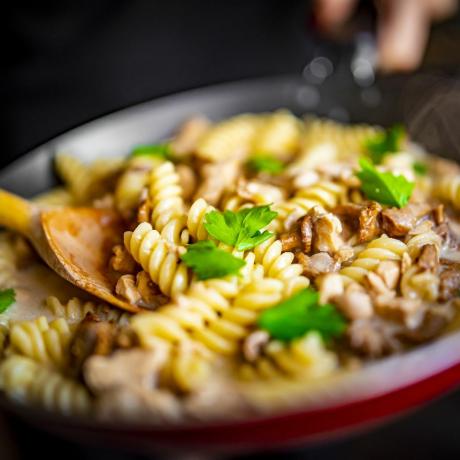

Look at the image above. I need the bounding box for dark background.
[3,0,460,458]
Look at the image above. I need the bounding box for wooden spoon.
[0,189,141,313]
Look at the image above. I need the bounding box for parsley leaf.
[0,288,15,313]
[413,161,428,176]
[258,288,346,342]
[204,205,278,251]
[130,143,170,159]
[365,124,406,164]
[247,155,285,174]
[180,241,245,280]
[356,158,414,208]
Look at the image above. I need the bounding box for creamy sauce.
[0,235,89,324]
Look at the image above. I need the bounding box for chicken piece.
[312,208,344,254]
[417,244,439,271]
[334,283,373,320]
[292,170,319,189]
[194,158,241,206]
[299,214,314,253]
[184,377,248,421]
[347,317,403,358]
[375,260,401,290]
[403,304,454,342]
[381,203,431,237]
[170,116,210,157]
[176,164,197,201]
[69,314,117,375]
[280,214,313,252]
[136,271,168,309]
[236,179,285,205]
[110,245,138,274]
[401,252,412,274]
[297,252,339,279]
[96,386,182,422]
[439,268,460,301]
[280,231,302,252]
[243,330,270,362]
[318,273,344,304]
[333,202,382,243]
[136,188,152,224]
[358,201,382,243]
[433,204,445,225]
[364,272,395,298]
[84,347,169,392]
[115,274,142,304]
[334,246,355,264]
[374,296,423,329]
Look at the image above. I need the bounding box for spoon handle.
[0,189,35,235]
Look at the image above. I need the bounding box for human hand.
[314,0,458,72]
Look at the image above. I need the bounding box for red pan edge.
[42,360,460,451]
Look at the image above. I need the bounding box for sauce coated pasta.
[1,112,460,423]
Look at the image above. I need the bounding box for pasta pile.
[1,111,460,423]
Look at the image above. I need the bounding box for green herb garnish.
[356,158,414,208]
[413,161,428,176]
[130,143,170,159]
[258,288,346,342]
[180,241,245,280]
[0,288,15,313]
[204,205,278,251]
[247,155,285,174]
[365,124,406,164]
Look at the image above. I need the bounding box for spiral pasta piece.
[45,296,131,326]
[0,355,91,415]
[436,175,460,210]
[33,187,74,207]
[193,278,284,355]
[253,236,310,297]
[55,154,123,204]
[239,332,338,381]
[406,230,442,260]
[339,235,407,286]
[115,155,163,219]
[124,222,189,298]
[300,118,380,162]
[148,162,189,245]
[187,198,215,241]
[252,111,301,157]
[131,252,259,347]
[8,316,73,369]
[159,341,213,393]
[276,181,345,225]
[401,265,440,301]
[196,114,261,162]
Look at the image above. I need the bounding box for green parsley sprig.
[246,155,285,174]
[413,161,428,176]
[0,288,15,313]
[356,158,414,208]
[180,241,245,280]
[130,143,171,159]
[365,124,406,164]
[258,288,346,342]
[204,205,278,251]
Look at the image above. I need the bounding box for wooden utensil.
[0,189,140,312]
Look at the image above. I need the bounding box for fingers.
[314,0,358,30]
[425,0,458,21]
[376,0,430,73]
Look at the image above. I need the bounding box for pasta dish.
[0,111,459,422]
